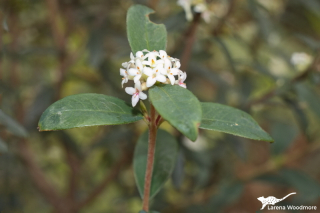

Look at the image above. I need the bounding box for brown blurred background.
[1,0,320,212]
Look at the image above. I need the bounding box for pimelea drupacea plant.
[38,5,273,213]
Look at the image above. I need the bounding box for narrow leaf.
[38,93,143,131]
[149,85,202,141]
[0,110,27,138]
[134,129,178,199]
[127,4,167,54]
[200,103,274,142]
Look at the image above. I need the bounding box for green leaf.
[139,211,160,213]
[134,129,178,199]
[0,110,28,138]
[199,103,274,142]
[149,85,202,141]
[127,4,167,54]
[38,93,143,131]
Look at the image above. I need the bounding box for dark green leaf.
[149,85,202,141]
[0,110,28,138]
[38,93,143,131]
[134,129,178,199]
[127,4,167,54]
[199,103,274,142]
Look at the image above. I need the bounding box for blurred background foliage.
[1,0,320,212]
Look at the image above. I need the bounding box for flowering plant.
[38,4,273,213]
[121,49,186,107]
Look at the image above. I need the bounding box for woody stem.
[142,103,157,211]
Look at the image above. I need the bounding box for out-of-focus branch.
[212,0,236,36]
[180,13,201,71]
[246,54,320,107]
[18,140,74,213]
[76,148,133,210]
[45,0,68,98]
[63,143,81,204]
[167,138,320,211]
[238,140,320,181]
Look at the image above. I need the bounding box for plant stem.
[142,104,157,212]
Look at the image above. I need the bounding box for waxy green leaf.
[149,85,202,141]
[200,103,274,142]
[38,93,143,131]
[134,129,178,199]
[127,4,167,54]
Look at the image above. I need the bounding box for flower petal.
[120,68,127,76]
[130,52,135,60]
[159,50,167,59]
[171,68,180,75]
[133,74,141,83]
[125,87,135,95]
[143,67,154,76]
[132,94,139,107]
[128,68,138,76]
[136,51,144,58]
[139,92,147,100]
[146,76,157,87]
[135,59,143,71]
[168,74,175,85]
[156,74,166,82]
[174,61,181,69]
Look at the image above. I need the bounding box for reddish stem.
[142,104,157,211]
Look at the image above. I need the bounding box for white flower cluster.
[120,50,187,107]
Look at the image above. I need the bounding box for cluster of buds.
[120,50,187,107]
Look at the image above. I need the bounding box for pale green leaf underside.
[0,110,28,138]
[200,103,274,142]
[127,4,167,54]
[38,93,143,131]
[149,85,202,141]
[134,129,178,199]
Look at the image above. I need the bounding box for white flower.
[175,71,187,88]
[128,59,144,83]
[144,65,167,87]
[135,51,144,59]
[120,68,129,87]
[143,51,162,68]
[120,50,188,102]
[159,50,167,59]
[162,67,180,85]
[130,52,135,63]
[173,60,181,69]
[125,82,147,107]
